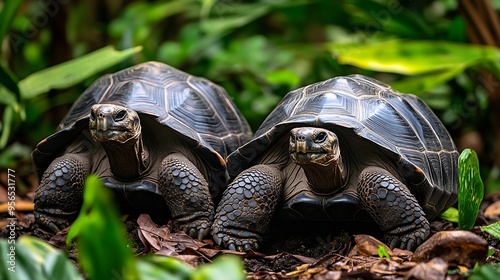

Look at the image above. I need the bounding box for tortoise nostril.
[297,135,306,141]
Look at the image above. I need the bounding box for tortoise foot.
[159,153,214,240]
[358,166,430,251]
[212,165,283,251]
[384,222,430,251]
[212,226,261,251]
[34,210,74,233]
[176,215,211,240]
[34,154,88,233]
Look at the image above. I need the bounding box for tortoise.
[212,74,458,251]
[33,61,252,239]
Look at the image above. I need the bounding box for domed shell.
[227,75,458,218]
[33,61,253,192]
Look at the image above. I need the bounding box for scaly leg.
[212,164,283,251]
[34,154,89,232]
[159,153,214,240]
[357,166,430,251]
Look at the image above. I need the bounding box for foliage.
[439,206,459,223]
[67,175,137,280]
[0,176,244,279]
[0,236,83,280]
[469,263,500,280]
[377,245,391,259]
[481,221,500,240]
[458,148,484,230]
[2,1,500,191]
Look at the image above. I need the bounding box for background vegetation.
[1,0,500,194]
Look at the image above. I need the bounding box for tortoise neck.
[101,134,149,180]
[300,154,347,195]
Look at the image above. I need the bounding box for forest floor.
[1,166,500,279]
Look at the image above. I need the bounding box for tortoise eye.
[90,110,96,120]
[314,131,327,143]
[115,110,127,121]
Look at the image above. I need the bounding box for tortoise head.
[89,104,141,143]
[289,127,340,166]
[289,127,346,194]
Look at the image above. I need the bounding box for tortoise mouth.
[290,151,335,166]
[90,127,135,143]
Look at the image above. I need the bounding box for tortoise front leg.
[357,166,430,251]
[159,153,214,240]
[34,154,89,233]
[212,164,283,251]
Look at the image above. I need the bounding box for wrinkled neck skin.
[300,154,347,195]
[100,134,149,180]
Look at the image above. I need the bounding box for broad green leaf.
[67,175,138,280]
[440,207,459,223]
[0,0,22,44]
[200,0,307,35]
[200,0,216,18]
[458,149,484,230]
[344,0,434,39]
[481,221,500,240]
[191,255,244,280]
[328,40,500,75]
[0,64,20,100]
[469,263,500,280]
[136,255,193,280]
[390,65,466,96]
[0,87,18,106]
[0,236,82,280]
[19,45,142,100]
[200,4,270,35]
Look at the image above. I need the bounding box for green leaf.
[328,40,500,75]
[469,263,500,280]
[136,255,193,280]
[0,0,22,44]
[440,207,459,223]
[67,175,138,280]
[191,255,245,280]
[481,221,500,240]
[0,64,20,100]
[390,65,466,96]
[0,106,14,149]
[458,148,484,230]
[377,245,391,260]
[0,236,82,280]
[19,45,142,100]
[265,69,300,88]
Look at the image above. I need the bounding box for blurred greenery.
[0,176,245,279]
[1,0,500,194]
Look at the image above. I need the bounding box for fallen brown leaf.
[485,200,500,221]
[137,214,171,251]
[404,257,448,280]
[353,234,393,257]
[412,230,488,268]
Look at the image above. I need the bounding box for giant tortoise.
[33,61,252,239]
[212,74,458,251]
